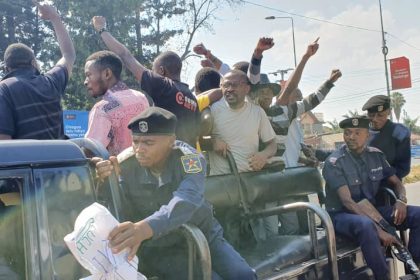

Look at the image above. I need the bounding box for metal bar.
[179,224,212,280]
[308,210,320,259]
[249,202,339,280]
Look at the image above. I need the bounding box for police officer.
[362,95,411,180]
[322,116,420,280]
[95,107,255,280]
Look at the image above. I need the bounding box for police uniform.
[362,95,411,179]
[117,107,255,280]
[322,117,420,280]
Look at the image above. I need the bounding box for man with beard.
[84,51,149,155]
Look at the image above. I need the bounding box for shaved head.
[153,51,182,79]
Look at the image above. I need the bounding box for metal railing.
[249,201,339,280]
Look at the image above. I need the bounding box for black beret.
[128,107,177,135]
[362,95,390,112]
[339,116,370,129]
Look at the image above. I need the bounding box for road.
[407,181,420,205]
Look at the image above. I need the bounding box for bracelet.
[98,27,107,35]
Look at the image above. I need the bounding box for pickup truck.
[0,139,402,279]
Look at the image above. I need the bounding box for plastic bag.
[64,202,147,280]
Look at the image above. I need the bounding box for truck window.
[0,178,26,280]
[34,166,96,279]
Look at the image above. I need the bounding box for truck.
[0,138,405,279]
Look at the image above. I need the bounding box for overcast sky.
[179,0,420,124]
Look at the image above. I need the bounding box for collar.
[104,81,129,97]
[1,67,40,81]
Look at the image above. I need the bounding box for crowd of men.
[0,2,419,280]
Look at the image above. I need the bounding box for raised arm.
[248,37,274,84]
[276,38,319,105]
[92,16,147,82]
[193,43,230,75]
[36,2,75,76]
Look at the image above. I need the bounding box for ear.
[104,68,113,80]
[31,59,40,71]
[159,66,166,76]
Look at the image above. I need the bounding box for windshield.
[0,177,26,280]
[34,165,96,279]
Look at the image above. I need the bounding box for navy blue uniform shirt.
[140,71,200,147]
[117,141,221,245]
[0,66,68,139]
[369,120,411,179]
[323,145,395,212]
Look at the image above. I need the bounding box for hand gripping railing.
[249,202,339,280]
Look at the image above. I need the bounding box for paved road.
[407,181,420,205]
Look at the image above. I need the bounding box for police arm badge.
[181,154,203,174]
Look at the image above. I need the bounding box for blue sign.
[63,110,89,139]
[411,145,420,158]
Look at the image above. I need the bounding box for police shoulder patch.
[181,154,203,174]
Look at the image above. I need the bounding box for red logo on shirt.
[175,92,197,111]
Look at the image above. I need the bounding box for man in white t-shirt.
[208,70,277,175]
[208,70,277,242]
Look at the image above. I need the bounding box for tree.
[402,110,420,134]
[325,119,343,133]
[391,91,406,123]
[342,109,361,119]
[1,0,240,110]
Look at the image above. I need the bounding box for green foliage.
[402,110,420,134]
[342,109,361,119]
[1,0,239,110]
[391,91,406,123]
[325,119,343,133]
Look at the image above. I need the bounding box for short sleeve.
[258,108,276,143]
[0,84,15,136]
[140,70,171,100]
[84,104,112,149]
[379,153,396,178]
[322,159,348,192]
[197,95,210,111]
[45,65,69,96]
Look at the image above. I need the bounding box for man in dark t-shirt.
[92,16,199,147]
[0,3,75,140]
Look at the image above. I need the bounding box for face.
[84,60,108,98]
[220,73,250,108]
[367,109,390,130]
[257,88,274,110]
[132,134,175,169]
[343,128,369,154]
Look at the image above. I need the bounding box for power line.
[243,0,382,32]
[242,0,420,52]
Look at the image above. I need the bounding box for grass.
[403,165,420,184]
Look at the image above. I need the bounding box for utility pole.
[379,0,393,120]
[268,68,294,82]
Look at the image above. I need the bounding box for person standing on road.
[362,95,411,180]
[0,2,75,140]
[94,107,256,279]
[84,50,149,155]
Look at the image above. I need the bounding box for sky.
[179,0,420,124]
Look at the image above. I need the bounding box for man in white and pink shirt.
[84,51,149,155]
